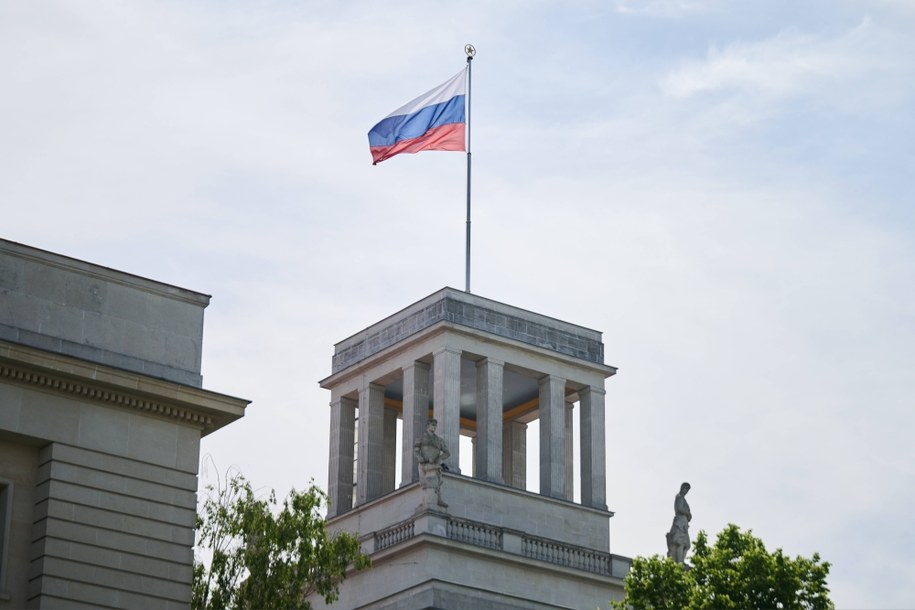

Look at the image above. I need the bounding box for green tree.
[615,524,833,610]
[193,472,370,610]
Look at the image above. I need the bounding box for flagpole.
[464,44,475,293]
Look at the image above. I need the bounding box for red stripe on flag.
[370,122,465,165]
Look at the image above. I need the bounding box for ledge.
[330,288,608,374]
[0,339,248,434]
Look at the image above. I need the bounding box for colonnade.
[327,348,607,517]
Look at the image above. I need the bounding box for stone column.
[327,396,356,517]
[502,421,527,489]
[539,375,567,499]
[401,361,430,486]
[382,406,398,493]
[433,347,461,473]
[356,382,385,505]
[475,358,504,483]
[565,400,575,500]
[580,385,607,509]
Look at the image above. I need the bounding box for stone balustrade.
[367,510,630,579]
[522,533,612,576]
[374,518,416,551]
[447,517,503,550]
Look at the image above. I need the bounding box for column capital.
[476,357,504,369]
[329,395,358,408]
[538,374,566,387]
[402,360,431,373]
[580,385,606,397]
[364,381,386,393]
[432,346,462,358]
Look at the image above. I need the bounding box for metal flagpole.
[464,44,475,293]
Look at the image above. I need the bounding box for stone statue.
[414,418,450,508]
[666,482,692,563]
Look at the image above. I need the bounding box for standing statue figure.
[666,482,692,563]
[414,418,450,509]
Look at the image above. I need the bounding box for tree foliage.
[615,524,833,610]
[193,472,370,610]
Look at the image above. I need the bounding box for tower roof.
[328,287,609,377]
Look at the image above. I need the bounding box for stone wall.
[0,376,202,608]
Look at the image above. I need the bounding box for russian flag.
[368,69,466,165]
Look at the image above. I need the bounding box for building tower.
[315,288,630,609]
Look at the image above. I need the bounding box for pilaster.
[327,396,356,517]
[401,361,430,486]
[565,400,575,500]
[502,421,527,489]
[382,406,398,493]
[475,358,504,483]
[357,382,385,505]
[580,385,607,509]
[433,347,461,473]
[539,375,566,499]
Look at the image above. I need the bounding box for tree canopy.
[193,472,370,610]
[615,524,834,610]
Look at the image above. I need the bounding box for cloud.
[659,17,903,120]
[613,0,714,17]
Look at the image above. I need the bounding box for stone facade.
[314,288,629,609]
[0,239,248,609]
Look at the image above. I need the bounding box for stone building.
[313,288,630,609]
[0,239,248,608]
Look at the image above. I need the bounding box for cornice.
[0,340,248,434]
[330,289,607,375]
[320,322,616,390]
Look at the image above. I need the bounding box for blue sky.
[3,1,914,607]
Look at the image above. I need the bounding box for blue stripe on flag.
[368,95,465,147]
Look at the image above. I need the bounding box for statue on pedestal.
[666,482,692,564]
[414,418,450,509]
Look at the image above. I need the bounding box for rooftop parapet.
[0,238,209,387]
[332,287,605,374]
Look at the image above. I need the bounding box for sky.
[2,0,914,607]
